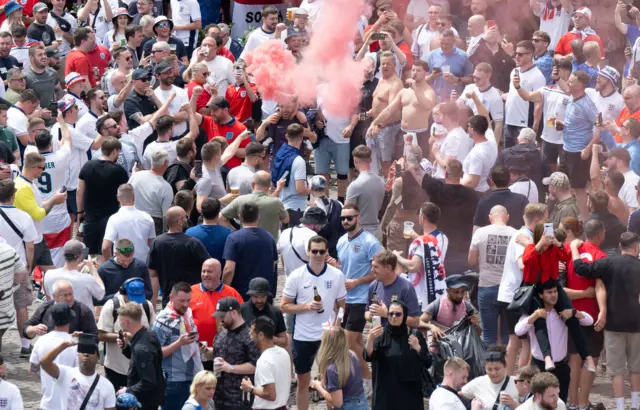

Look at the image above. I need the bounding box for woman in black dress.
[364,300,431,410]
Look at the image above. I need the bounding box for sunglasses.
[514,379,527,384]
[10,77,25,81]
[105,123,118,129]
[532,38,545,43]
[117,246,134,256]
[310,249,327,255]
[157,22,170,28]
[388,312,403,318]
[515,52,531,57]
[340,215,359,221]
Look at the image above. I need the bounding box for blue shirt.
[562,94,598,152]
[426,47,473,101]
[601,133,640,175]
[573,61,598,88]
[336,230,382,304]
[625,24,640,76]
[185,224,232,267]
[534,52,554,85]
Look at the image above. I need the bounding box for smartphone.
[279,170,290,182]
[487,20,496,29]
[60,185,67,193]
[194,160,203,178]
[433,67,442,74]
[544,223,554,237]
[49,102,58,117]
[188,331,199,338]
[371,32,385,41]
[372,316,381,328]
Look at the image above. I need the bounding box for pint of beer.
[230,186,240,195]
[403,221,414,239]
[547,116,556,127]
[286,7,295,20]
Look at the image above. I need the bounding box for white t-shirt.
[317,86,352,144]
[497,227,530,303]
[252,345,292,409]
[435,126,474,179]
[46,12,77,56]
[470,224,518,288]
[7,105,28,140]
[282,263,347,341]
[155,86,189,137]
[0,205,38,266]
[585,88,625,123]
[534,2,572,50]
[107,94,124,113]
[206,56,235,97]
[86,6,114,46]
[29,330,78,410]
[240,28,276,60]
[621,170,640,209]
[226,163,255,195]
[461,375,519,410]
[459,84,504,122]
[406,0,429,26]
[102,29,126,49]
[143,140,178,170]
[462,140,498,193]
[10,44,31,72]
[509,179,539,203]
[411,23,439,61]
[505,66,546,127]
[277,225,316,276]
[76,112,102,159]
[39,148,72,234]
[0,379,23,410]
[49,124,93,190]
[43,268,105,311]
[170,0,202,46]
[428,386,467,410]
[540,86,569,144]
[104,206,156,263]
[53,365,116,410]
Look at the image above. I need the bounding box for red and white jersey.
[36,147,71,234]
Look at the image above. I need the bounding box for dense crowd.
[1,0,640,409]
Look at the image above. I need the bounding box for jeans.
[336,393,370,410]
[163,381,191,410]
[478,285,509,345]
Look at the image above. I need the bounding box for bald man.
[148,206,210,307]
[108,70,133,112]
[221,171,289,241]
[468,204,517,345]
[466,15,486,52]
[189,258,243,349]
[600,85,640,146]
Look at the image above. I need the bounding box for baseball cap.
[310,175,327,191]
[32,2,48,13]
[123,279,146,304]
[116,393,142,409]
[445,274,469,289]
[50,302,76,327]
[300,207,327,225]
[607,147,631,163]
[154,60,173,75]
[213,297,241,317]
[132,67,152,81]
[64,72,85,87]
[45,46,63,59]
[62,239,86,259]
[599,66,620,87]
[542,172,570,189]
[574,7,592,21]
[247,277,272,296]
[207,96,230,110]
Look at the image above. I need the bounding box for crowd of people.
[1,0,640,409]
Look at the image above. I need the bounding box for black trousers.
[104,367,128,391]
[532,358,570,402]
[530,286,591,361]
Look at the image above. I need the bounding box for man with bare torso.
[368,60,436,156]
[366,51,404,176]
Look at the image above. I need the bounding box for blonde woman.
[312,327,369,410]
[0,1,24,33]
[182,370,216,410]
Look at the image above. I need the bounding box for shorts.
[33,240,54,267]
[563,150,590,189]
[604,330,640,376]
[13,282,34,309]
[314,138,350,175]
[568,325,604,357]
[66,189,77,214]
[499,301,527,338]
[292,339,322,374]
[542,140,563,165]
[368,122,400,163]
[82,216,110,255]
[341,303,367,333]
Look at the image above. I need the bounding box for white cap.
[574,7,592,21]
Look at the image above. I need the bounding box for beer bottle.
[313,286,324,313]
[372,292,379,305]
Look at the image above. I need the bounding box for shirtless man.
[368,60,436,155]
[366,51,404,176]
[590,144,630,223]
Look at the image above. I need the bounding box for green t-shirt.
[0,128,18,153]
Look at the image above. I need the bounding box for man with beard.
[148,208,210,307]
[124,67,163,132]
[255,96,314,159]
[368,61,436,153]
[153,61,190,139]
[240,277,287,346]
[25,45,61,124]
[39,335,116,409]
[226,142,265,195]
[200,297,259,410]
[518,372,567,410]
[429,358,482,410]
[103,47,134,96]
[76,88,107,158]
[205,96,249,170]
[27,3,56,47]
[46,47,63,71]
[164,138,197,194]
[152,281,204,408]
[240,5,285,61]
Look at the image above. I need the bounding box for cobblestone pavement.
[2,271,631,409]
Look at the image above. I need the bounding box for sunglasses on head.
[340,215,359,221]
[310,249,327,255]
[117,246,134,256]
[388,311,403,318]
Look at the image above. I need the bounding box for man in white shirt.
[517,372,568,410]
[76,88,107,159]
[226,142,265,195]
[0,354,24,409]
[603,147,640,212]
[153,60,190,138]
[458,62,504,138]
[433,102,473,179]
[102,183,155,262]
[585,66,624,124]
[46,0,78,57]
[7,89,40,151]
[29,302,79,410]
[190,35,234,98]
[43,240,105,311]
[62,73,89,119]
[429,357,481,410]
[240,5,286,60]
[278,207,326,277]
[169,0,201,55]
[240,316,291,410]
[462,115,497,193]
[410,4,442,62]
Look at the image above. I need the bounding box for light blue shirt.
[279,156,307,211]
[426,46,473,101]
[336,229,382,304]
[601,132,640,175]
[562,94,598,152]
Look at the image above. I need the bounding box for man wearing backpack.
[97,277,156,390]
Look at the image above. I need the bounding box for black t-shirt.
[26,23,56,46]
[164,160,192,194]
[240,301,287,335]
[421,174,478,275]
[78,159,129,220]
[0,56,19,80]
[268,117,302,157]
[124,90,158,140]
[473,189,528,229]
[0,140,15,164]
[147,232,210,307]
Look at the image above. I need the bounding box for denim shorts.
[336,393,369,410]
[314,138,350,175]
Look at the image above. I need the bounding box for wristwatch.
[249,386,254,394]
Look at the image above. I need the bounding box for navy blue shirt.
[186,224,232,267]
[97,258,153,305]
[222,227,278,300]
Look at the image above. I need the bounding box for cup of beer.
[230,186,240,195]
[547,116,556,127]
[169,44,177,55]
[286,7,295,21]
[213,357,223,377]
[403,222,414,239]
[442,65,451,74]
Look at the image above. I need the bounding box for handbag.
[507,268,542,313]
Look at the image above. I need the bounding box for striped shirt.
[0,242,25,329]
